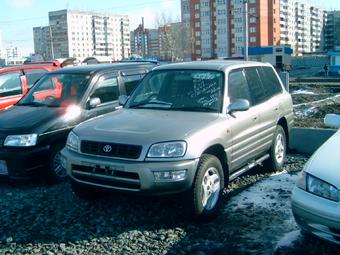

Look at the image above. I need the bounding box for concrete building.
[148,29,160,59]
[324,11,340,52]
[5,46,24,65]
[280,0,324,55]
[33,9,130,61]
[182,0,325,58]
[230,0,281,57]
[130,24,149,58]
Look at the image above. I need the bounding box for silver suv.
[61,61,293,220]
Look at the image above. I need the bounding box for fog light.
[60,155,67,169]
[153,170,187,182]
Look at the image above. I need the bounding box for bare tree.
[155,12,191,62]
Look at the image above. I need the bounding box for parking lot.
[0,155,338,255]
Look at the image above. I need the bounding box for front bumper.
[0,145,50,179]
[61,148,199,195]
[291,186,340,244]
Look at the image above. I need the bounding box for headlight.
[299,172,339,202]
[66,131,79,152]
[4,134,38,147]
[147,141,187,158]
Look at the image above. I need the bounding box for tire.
[71,180,103,200]
[184,154,225,221]
[47,143,68,182]
[264,125,287,172]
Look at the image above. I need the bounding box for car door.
[85,73,120,119]
[227,68,262,171]
[243,67,276,157]
[256,66,284,148]
[0,71,25,109]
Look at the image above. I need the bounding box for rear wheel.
[264,125,286,172]
[47,143,68,182]
[184,154,225,221]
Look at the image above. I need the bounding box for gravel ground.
[1,155,338,255]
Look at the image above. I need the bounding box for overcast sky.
[0,0,338,56]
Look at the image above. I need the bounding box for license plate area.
[0,160,8,175]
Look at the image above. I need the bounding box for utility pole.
[244,0,249,61]
[49,25,55,60]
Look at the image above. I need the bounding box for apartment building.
[33,9,130,60]
[130,24,149,57]
[182,0,325,58]
[148,29,160,58]
[324,11,340,51]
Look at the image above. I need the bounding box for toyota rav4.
[61,61,294,220]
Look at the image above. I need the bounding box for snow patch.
[275,230,301,249]
[226,171,299,211]
[291,89,317,95]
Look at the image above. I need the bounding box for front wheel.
[47,143,68,182]
[184,154,225,221]
[264,125,287,172]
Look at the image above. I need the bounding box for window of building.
[250,36,257,42]
[250,27,256,33]
[249,8,256,14]
[250,17,257,23]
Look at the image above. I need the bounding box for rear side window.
[123,74,144,95]
[90,76,119,104]
[0,72,22,98]
[244,67,267,105]
[258,66,283,97]
[25,69,48,88]
[228,69,251,104]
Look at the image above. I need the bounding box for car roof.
[50,62,156,75]
[153,60,272,72]
[0,62,60,73]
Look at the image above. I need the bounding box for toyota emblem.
[103,145,112,153]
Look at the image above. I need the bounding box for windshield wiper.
[170,106,217,112]
[129,101,172,109]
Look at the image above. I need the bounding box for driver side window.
[228,69,251,104]
[90,76,119,105]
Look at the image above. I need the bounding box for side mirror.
[228,99,250,113]
[324,114,340,129]
[119,95,128,106]
[88,97,101,109]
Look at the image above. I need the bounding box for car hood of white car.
[306,129,340,186]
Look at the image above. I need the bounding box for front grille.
[72,164,139,180]
[72,164,141,190]
[81,140,142,159]
[74,175,141,190]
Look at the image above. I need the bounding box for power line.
[0,0,178,25]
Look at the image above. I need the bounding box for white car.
[292,114,340,244]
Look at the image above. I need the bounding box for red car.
[0,61,61,110]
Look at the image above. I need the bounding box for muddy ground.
[290,84,340,128]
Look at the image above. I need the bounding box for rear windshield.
[18,73,91,107]
[127,70,224,113]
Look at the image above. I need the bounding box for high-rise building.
[130,24,149,57]
[148,29,160,58]
[33,9,130,60]
[181,0,325,58]
[324,11,340,52]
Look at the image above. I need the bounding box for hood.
[306,130,340,186]
[0,106,63,133]
[75,108,220,145]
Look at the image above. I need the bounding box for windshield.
[127,70,224,112]
[18,73,91,107]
